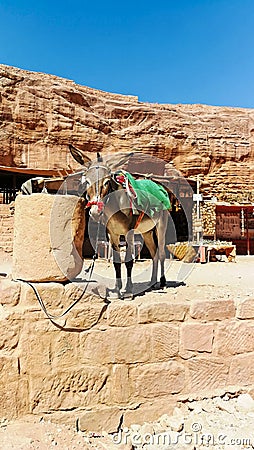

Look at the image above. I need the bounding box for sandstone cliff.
[0,64,254,202]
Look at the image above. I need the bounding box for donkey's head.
[69,144,133,221]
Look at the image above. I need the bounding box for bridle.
[84,164,145,228]
[84,164,112,215]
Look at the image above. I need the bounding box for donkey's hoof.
[160,275,167,289]
[107,289,121,300]
[121,290,134,301]
[149,280,158,290]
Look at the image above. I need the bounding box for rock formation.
[0,64,254,202]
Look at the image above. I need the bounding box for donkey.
[70,144,170,298]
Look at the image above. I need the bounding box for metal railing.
[0,187,18,204]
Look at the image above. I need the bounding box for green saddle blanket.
[124,172,171,215]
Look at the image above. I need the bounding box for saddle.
[113,170,171,216]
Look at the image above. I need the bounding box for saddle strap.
[134,210,145,229]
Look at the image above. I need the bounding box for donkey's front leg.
[160,259,166,288]
[109,243,123,298]
[123,258,134,299]
[113,261,122,295]
[122,230,134,299]
[151,254,159,288]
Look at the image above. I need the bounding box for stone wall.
[0,204,14,254]
[0,279,253,432]
[201,202,217,238]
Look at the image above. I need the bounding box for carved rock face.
[0,64,254,202]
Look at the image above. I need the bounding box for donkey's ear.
[104,152,134,171]
[69,144,92,167]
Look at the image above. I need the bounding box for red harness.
[134,210,145,229]
[86,200,104,213]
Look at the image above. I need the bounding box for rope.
[15,278,89,321]
[14,247,99,324]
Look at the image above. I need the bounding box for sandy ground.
[0,255,254,449]
[76,255,254,300]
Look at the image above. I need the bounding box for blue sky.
[0,0,254,108]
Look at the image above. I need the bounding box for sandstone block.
[109,365,131,404]
[22,314,57,333]
[50,332,80,369]
[190,299,235,321]
[129,361,185,399]
[181,323,214,353]
[214,320,254,356]
[12,194,85,282]
[30,366,109,413]
[18,324,56,376]
[17,317,73,376]
[0,308,21,350]
[123,397,176,427]
[107,302,137,327]
[64,283,102,302]
[151,323,179,360]
[0,380,20,418]
[79,407,122,433]
[138,301,189,323]
[236,298,254,319]
[0,356,20,418]
[229,353,254,386]
[80,326,152,364]
[63,282,107,331]
[0,278,21,306]
[0,355,19,380]
[188,357,229,393]
[20,281,64,310]
[16,379,29,416]
[65,303,106,329]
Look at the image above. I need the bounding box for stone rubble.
[86,392,254,450]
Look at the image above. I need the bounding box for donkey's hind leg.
[157,210,168,288]
[143,230,158,288]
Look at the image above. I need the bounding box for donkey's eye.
[103,179,110,187]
